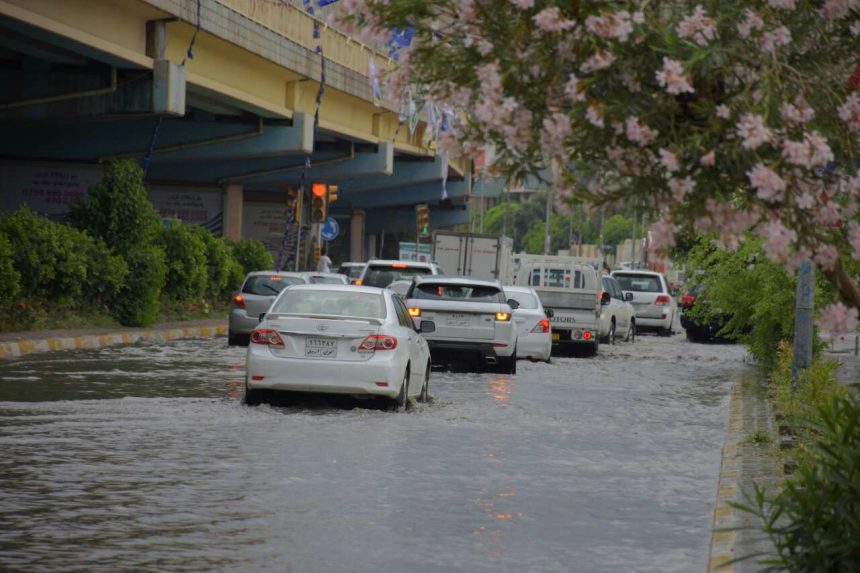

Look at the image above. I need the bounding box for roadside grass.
[742,429,773,447]
[0,299,229,333]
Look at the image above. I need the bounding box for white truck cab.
[513,254,602,356]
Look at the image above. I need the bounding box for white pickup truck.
[513,254,603,356]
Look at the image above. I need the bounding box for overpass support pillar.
[223,184,244,240]
[350,209,366,262]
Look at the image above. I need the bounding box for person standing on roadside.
[318,246,332,273]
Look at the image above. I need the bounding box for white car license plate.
[305,337,337,358]
[445,313,471,326]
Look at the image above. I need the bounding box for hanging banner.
[368,59,382,105]
[440,152,449,201]
[423,101,439,145]
[408,91,419,135]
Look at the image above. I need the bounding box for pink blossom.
[780,98,815,124]
[476,61,503,98]
[477,39,494,56]
[700,150,716,166]
[768,0,797,9]
[510,0,534,9]
[759,219,797,262]
[533,7,575,32]
[659,148,680,172]
[668,176,695,200]
[632,11,645,25]
[585,105,604,128]
[625,116,658,146]
[716,105,731,119]
[837,93,860,132]
[677,6,718,46]
[851,20,860,35]
[585,11,634,42]
[541,112,572,156]
[736,113,772,150]
[581,50,615,72]
[649,217,676,251]
[655,58,694,95]
[782,132,834,169]
[814,244,840,271]
[848,222,860,260]
[820,0,854,19]
[737,10,764,38]
[816,202,841,227]
[747,163,786,201]
[564,74,586,102]
[818,302,859,335]
[761,26,791,52]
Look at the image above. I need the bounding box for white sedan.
[245,284,434,410]
[503,286,552,362]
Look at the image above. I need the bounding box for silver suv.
[405,276,518,374]
[357,259,441,288]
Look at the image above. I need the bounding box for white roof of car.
[283,283,387,295]
[245,270,306,278]
[503,285,538,294]
[338,262,365,267]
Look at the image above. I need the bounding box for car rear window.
[529,268,586,288]
[308,275,346,285]
[614,274,663,293]
[504,291,539,309]
[362,265,433,288]
[242,275,304,296]
[343,266,364,279]
[270,290,386,318]
[414,283,504,303]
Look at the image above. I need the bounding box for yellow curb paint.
[200,327,212,337]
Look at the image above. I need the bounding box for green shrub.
[228,238,274,275]
[73,159,160,255]
[741,387,860,571]
[191,227,243,300]
[0,234,20,309]
[159,222,207,300]
[113,245,166,326]
[0,206,126,309]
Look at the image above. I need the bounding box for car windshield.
[308,276,345,285]
[363,265,433,287]
[345,266,364,279]
[270,290,386,318]
[504,290,539,309]
[414,283,503,303]
[614,274,663,293]
[242,275,304,296]
[529,268,586,288]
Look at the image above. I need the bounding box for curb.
[0,324,228,360]
[707,380,744,572]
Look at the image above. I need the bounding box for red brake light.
[654,295,672,306]
[583,330,593,341]
[681,294,697,307]
[233,294,245,309]
[391,263,408,269]
[531,318,551,333]
[269,276,283,281]
[250,328,285,348]
[358,335,398,352]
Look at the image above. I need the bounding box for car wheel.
[243,380,264,406]
[391,368,409,412]
[418,364,430,403]
[228,332,246,346]
[659,327,672,337]
[608,320,616,345]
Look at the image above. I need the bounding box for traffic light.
[310,183,327,223]
[327,184,338,204]
[416,204,430,237]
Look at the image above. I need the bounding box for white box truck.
[432,231,513,283]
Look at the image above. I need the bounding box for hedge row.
[0,160,274,328]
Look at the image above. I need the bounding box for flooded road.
[0,332,748,572]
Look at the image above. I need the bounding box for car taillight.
[654,295,671,306]
[583,330,593,341]
[358,335,398,352]
[250,329,285,348]
[233,294,245,309]
[407,307,422,317]
[353,279,362,285]
[531,318,550,333]
[495,312,511,321]
[681,294,697,307]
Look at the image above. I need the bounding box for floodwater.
[0,331,748,572]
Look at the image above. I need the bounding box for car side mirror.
[544,308,554,318]
[419,320,436,334]
[624,292,633,302]
[600,291,611,305]
[507,298,520,310]
[258,313,266,322]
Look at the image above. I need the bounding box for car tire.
[418,364,430,403]
[626,320,636,343]
[608,320,616,345]
[658,327,672,337]
[243,381,264,406]
[228,332,247,346]
[498,349,517,375]
[391,368,409,412]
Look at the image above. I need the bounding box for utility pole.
[792,260,815,391]
[631,209,638,266]
[544,188,552,255]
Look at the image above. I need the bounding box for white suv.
[405,276,518,373]
[357,260,441,288]
[611,270,676,336]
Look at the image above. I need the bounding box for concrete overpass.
[0,0,483,263]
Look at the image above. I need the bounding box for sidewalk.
[823,334,860,385]
[0,319,227,359]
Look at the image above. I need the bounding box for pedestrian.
[318,247,332,273]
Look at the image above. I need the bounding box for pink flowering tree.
[338,0,860,332]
